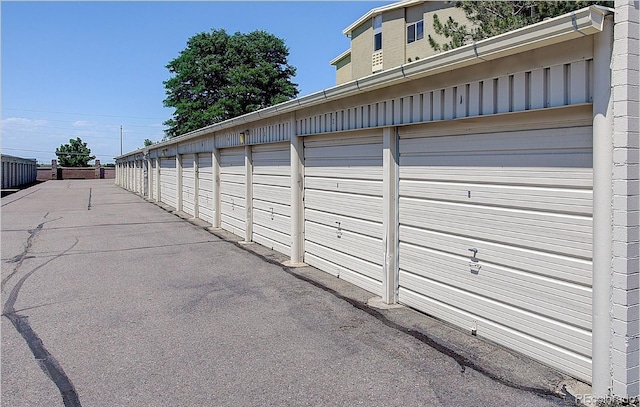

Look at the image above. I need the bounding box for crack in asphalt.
[209,231,568,404]
[87,188,92,210]
[2,220,82,407]
[1,188,41,207]
[2,223,44,291]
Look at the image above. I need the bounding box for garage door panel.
[400,272,592,357]
[304,133,383,296]
[197,154,214,224]
[400,200,592,258]
[400,225,592,285]
[160,158,177,209]
[400,179,592,215]
[253,223,290,248]
[305,209,382,240]
[400,127,592,161]
[253,200,290,218]
[252,147,289,162]
[151,160,158,199]
[305,177,383,197]
[253,184,290,206]
[253,231,290,256]
[220,195,245,209]
[221,202,245,221]
[400,243,591,329]
[253,209,290,236]
[220,182,245,200]
[252,142,291,256]
[398,287,592,382]
[182,155,196,216]
[400,167,593,188]
[398,119,593,381]
[304,242,382,287]
[305,143,381,161]
[305,166,382,180]
[305,190,383,223]
[220,173,245,184]
[253,174,290,188]
[305,221,382,267]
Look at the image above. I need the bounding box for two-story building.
[330,0,468,84]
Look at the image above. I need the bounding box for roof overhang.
[116,6,612,160]
[342,0,424,36]
[330,49,352,66]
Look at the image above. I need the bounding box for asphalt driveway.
[1,180,584,406]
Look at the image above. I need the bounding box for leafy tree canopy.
[55,137,96,167]
[144,138,154,147]
[429,1,614,52]
[163,29,299,139]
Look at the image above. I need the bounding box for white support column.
[610,0,640,399]
[290,113,305,264]
[382,126,399,304]
[212,148,221,228]
[244,145,253,243]
[176,154,183,212]
[155,157,161,202]
[592,15,614,399]
[193,153,200,219]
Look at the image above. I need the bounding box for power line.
[2,115,167,129]
[3,107,166,121]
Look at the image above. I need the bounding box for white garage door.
[197,153,214,224]
[220,147,246,237]
[150,159,156,200]
[160,157,177,209]
[398,118,593,382]
[252,143,291,256]
[181,154,196,217]
[138,161,144,194]
[304,133,383,296]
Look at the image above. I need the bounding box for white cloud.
[72,120,92,127]
[1,117,48,128]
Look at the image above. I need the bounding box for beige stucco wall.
[381,8,406,70]
[350,21,373,80]
[335,54,352,84]
[340,1,470,80]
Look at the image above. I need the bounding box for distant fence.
[36,160,116,181]
[1,155,37,189]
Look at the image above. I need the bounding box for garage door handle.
[468,248,478,258]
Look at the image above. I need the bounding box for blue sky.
[1,1,387,164]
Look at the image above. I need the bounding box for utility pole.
[120,125,123,155]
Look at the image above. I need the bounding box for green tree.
[163,29,299,139]
[429,1,613,52]
[144,138,154,147]
[55,137,96,167]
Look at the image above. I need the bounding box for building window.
[407,20,424,44]
[373,14,382,51]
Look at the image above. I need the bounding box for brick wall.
[612,0,640,398]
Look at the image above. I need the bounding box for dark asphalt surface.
[1,180,584,406]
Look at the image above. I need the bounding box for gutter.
[116,6,610,160]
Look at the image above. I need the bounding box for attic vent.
[372,50,383,72]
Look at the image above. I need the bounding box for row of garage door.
[139,113,593,382]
